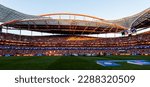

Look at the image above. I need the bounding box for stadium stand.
[0,32,150,56]
[0,4,149,56]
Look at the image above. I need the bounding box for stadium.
[0,4,150,70]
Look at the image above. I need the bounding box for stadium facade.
[0,4,150,56]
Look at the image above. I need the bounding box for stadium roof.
[0,4,149,35]
[110,8,150,29]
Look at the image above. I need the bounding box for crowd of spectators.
[0,32,150,56]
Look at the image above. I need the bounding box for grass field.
[0,56,150,70]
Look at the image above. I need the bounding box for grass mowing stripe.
[48,56,103,70]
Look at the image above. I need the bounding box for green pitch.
[0,56,150,70]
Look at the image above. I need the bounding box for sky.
[0,0,150,20]
[0,0,150,37]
